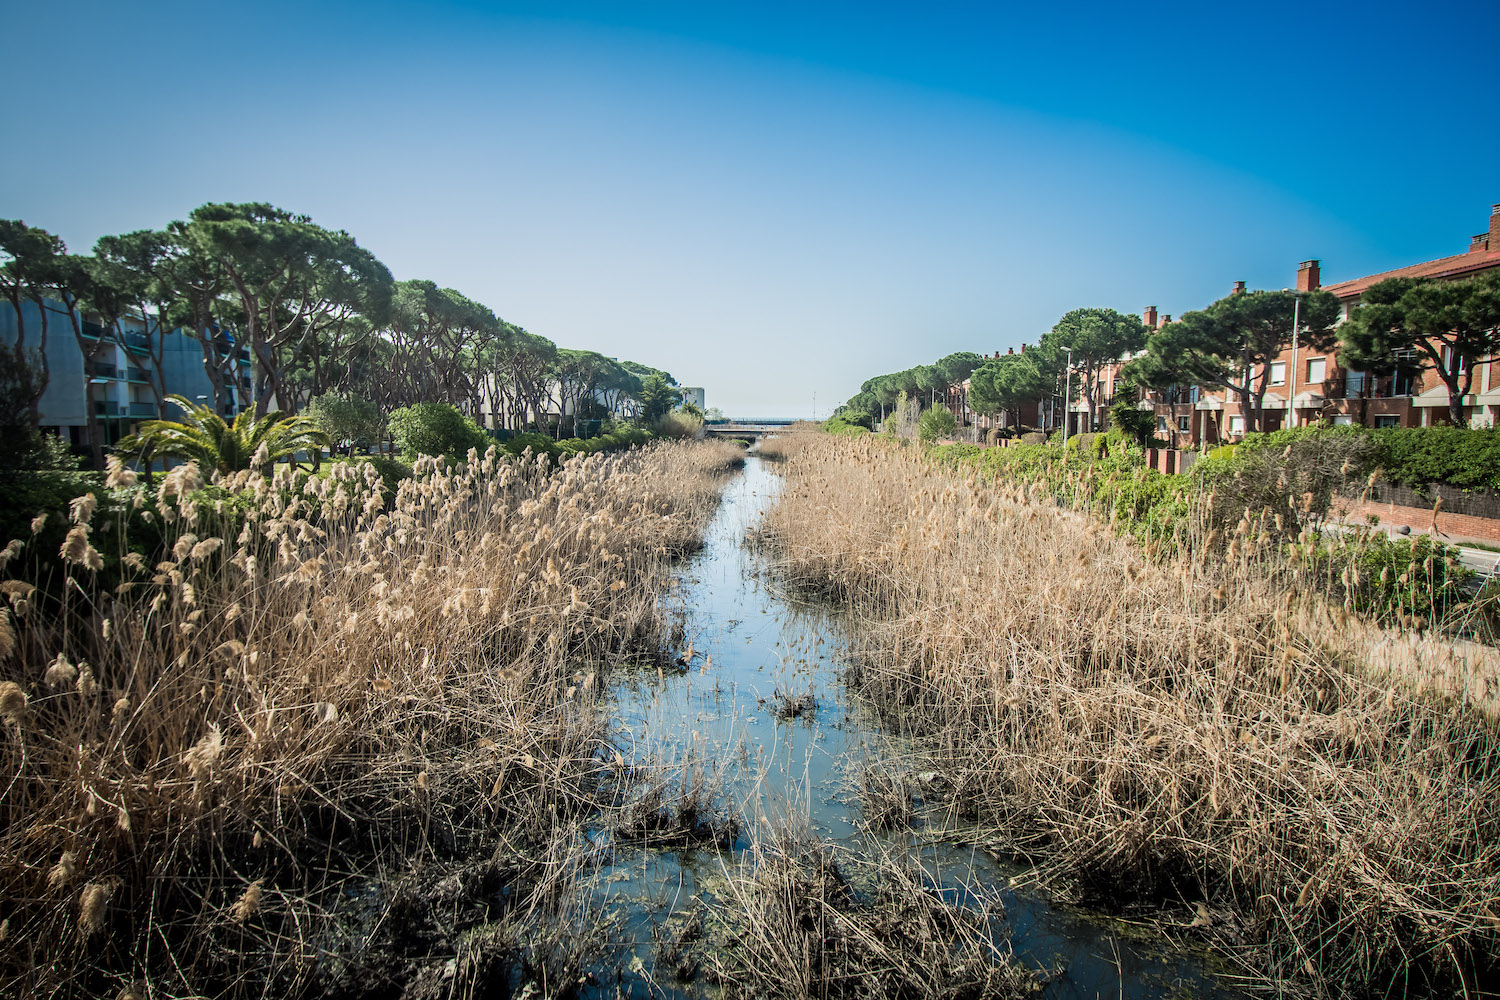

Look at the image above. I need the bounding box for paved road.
[1455,545,1500,585]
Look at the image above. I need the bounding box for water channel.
[592,451,1248,1000]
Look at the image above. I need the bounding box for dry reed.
[0,439,743,998]
[703,831,1035,1000]
[762,432,1500,996]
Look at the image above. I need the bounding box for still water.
[593,452,1248,999]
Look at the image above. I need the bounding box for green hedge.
[1237,425,1500,490]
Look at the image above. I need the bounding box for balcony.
[86,362,119,380]
[93,401,118,417]
[1327,374,1416,400]
[127,402,156,417]
[125,367,151,383]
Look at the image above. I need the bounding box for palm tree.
[116,395,330,475]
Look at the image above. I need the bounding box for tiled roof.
[1323,247,1500,299]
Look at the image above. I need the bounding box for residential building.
[1137,202,1500,447]
[2,296,252,451]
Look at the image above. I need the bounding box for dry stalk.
[761,433,1500,996]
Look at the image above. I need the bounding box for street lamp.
[1061,345,1074,449]
[1282,288,1303,431]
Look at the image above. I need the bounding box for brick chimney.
[1296,259,1321,292]
[1162,314,1172,324]
[1490,204,1500,253]
[1143,305,1158,329]
[1232,280,1246,295]
[1020,342,1027,353]
[1005,347,1013,355]
[1471,234,1490,254]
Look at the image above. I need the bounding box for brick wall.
[1337,497,1500,545]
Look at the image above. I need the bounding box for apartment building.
[1142,202,1500,448]
[2,296,253,450]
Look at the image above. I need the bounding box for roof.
[1322,247,1500,299]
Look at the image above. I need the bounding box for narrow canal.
[593,450,1246,999]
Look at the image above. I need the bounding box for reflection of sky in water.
[598,453,1247,1000]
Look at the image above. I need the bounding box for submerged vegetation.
[0,438,744,997]
[761,430,1500,996]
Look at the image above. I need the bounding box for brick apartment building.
[1133,202,1500,449]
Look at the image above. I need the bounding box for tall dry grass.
[703,833,1035,1000]
[0,439,743,998]
[762,433,1500,996]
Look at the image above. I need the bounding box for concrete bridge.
[704,420,797,440]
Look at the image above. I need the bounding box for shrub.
[501,432,561,463]
[304,393,385,454]
[652,410,704,440]
[917,406,958,444]
[387,402,489,459]
[1308,532,1473,628]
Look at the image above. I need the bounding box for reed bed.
[703,832,1035,1000]
[761,432,1500,996]
[0,439,743,998]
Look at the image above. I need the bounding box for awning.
[1194,398,1224,411]
[1135,400,1155,411]
[1258,392,1286,407]
[1412,385,1476,407]
[1476,385,1500,403]
[1292,391,1325,408]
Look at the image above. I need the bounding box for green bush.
[918,406,958,444]
[1308,532,1473,628]
[826,411,873,433]
[501,432,562,463]
[387,403,489,460]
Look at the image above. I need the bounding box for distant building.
[681,386,705,410]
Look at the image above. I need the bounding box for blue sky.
[2,0,1496,415]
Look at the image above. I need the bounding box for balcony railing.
[1324,374,1417,400]
[93,401,118,416]
[125,367,150,383]
[127,402,156,417]
[86,362,119,379]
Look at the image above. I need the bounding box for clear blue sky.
[3,0,1496,416]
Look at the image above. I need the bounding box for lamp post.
[1282,289,1302,431]
[1061,345,1074,449]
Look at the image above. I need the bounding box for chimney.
[1143,305,1158,329]
[1490,204,1500,253]
[1296,259,1321,292]
[1020,342,1027,353]
[1471,234,1490,254]
[1005,347,1013,355]
[1162,314,1172,324]
[1232,280,1247,295]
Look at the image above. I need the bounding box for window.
[1156,416,1168,433]
[1228,415,1245,435]
[1269,361,1286,386]
[1374,415,1400,429]
[1176,415,1190,433]
[1344,369,1366,398]
[1307,358,1326,384]
[1189,385,1201,403]
[1333,414,1353,426]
